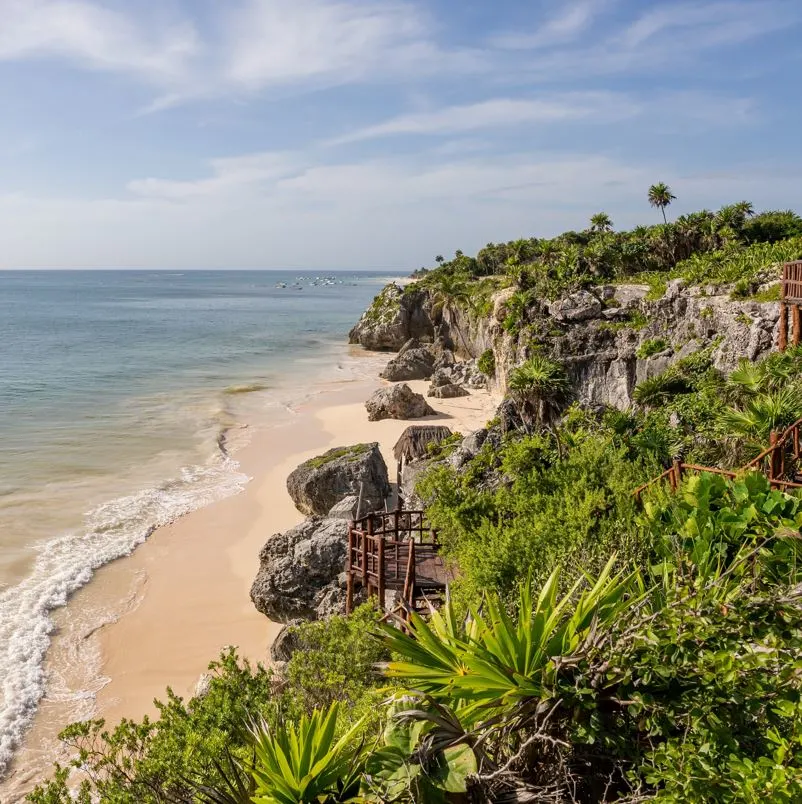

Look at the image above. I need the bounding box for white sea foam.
[0,456,248,776]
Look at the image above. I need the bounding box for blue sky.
[0,0,800,269]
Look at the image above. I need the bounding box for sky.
[0,0,800,270]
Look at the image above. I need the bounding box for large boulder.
[380,347,436,381]
[287,443,390,517]
[428,382,469,399]
[365,383,436,421]
[349,284,435,351]
[251,517,349,622]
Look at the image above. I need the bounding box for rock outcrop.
[353,279,779,411]
[428,383,469,399]
[349,284,436,351]
[380,347,436,381]
[251,517,349,622]
[365,383,436,421]
[286,443,390,517]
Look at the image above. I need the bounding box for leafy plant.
[636,338,669,359]
[250,704,366,804]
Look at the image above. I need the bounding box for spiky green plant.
[379,558,638,725]
[508,355,571,427]
[249,704,365,804]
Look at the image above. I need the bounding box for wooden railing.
[778,262,802,350]
[345,510,444,617]
[634,417,802,502]
[782,261,802,302]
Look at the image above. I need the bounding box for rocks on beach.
[250,517,350,622]
[379,347,436,381]
[286,443,390,517]
[365,383,435,421]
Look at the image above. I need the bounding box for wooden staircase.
[345,510,452,621]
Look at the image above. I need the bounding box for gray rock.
[365,383,436,421]
[549,290,603,322]
[397,338,421,356]
[270,620,304,662]
[287,443,390,517]
[429,368,453,388]
[380,347,435,381]
[251,517,349,622]
[428,382,470,399]
[349,284,435,351]
[433,349,456,370]
[461,429,488,458]
[327,495,361,520]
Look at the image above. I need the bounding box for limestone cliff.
[350,279,779,410]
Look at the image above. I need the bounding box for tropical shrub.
[476,348,495,377]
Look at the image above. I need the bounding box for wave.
[0,456,248,777]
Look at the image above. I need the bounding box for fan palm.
[719,387,802,445]
[508,355,571,427]
[428,272,473,356]
[249,704,366,804]
[590,212,613,233]
[648,182,676,224]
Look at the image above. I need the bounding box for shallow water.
[0,269,394,775]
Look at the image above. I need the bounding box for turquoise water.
[0,269,394,774]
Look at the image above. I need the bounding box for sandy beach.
[1,350,499,800]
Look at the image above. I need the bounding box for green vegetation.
[476,348,495,377]
[407,193,801,310]
[29,195,802,803]
[304,444,371,469]
[636,338,669,359]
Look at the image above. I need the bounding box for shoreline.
[1,348,499,801]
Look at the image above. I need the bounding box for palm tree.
[590,212,613,233]
[648,182,677,224]
[435,255,444,265]
[508,355,571,428]
[428,272,473,356]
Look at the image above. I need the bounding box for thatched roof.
[393,425,453,462]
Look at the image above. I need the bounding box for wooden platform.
[345,510,451,619]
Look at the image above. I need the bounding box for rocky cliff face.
[348,284,435,351]
[351,279,780,410]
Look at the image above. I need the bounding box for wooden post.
[779,302,788,352]
[794,425,799,460]
[770,430,781,483]
[377,537,386,612]
[403,540,416,612]
[346,526,354,614]
[363,518,371,590]
[793,305,801,348]
[671,459,682,492]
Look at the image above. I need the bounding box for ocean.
[0,269,394,775]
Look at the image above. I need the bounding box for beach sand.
[1,353,499,800]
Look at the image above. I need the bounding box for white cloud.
[220,0,471,91]
[327,93,640,145]
[3,148,800,270]
[0,0,198,85]
[492,1,609,50]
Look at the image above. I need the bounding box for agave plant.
[379,558,638,726]
[249,704,366,804]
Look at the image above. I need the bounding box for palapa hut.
[392,425,453,481]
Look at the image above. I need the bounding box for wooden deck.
[345,510,451,620]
